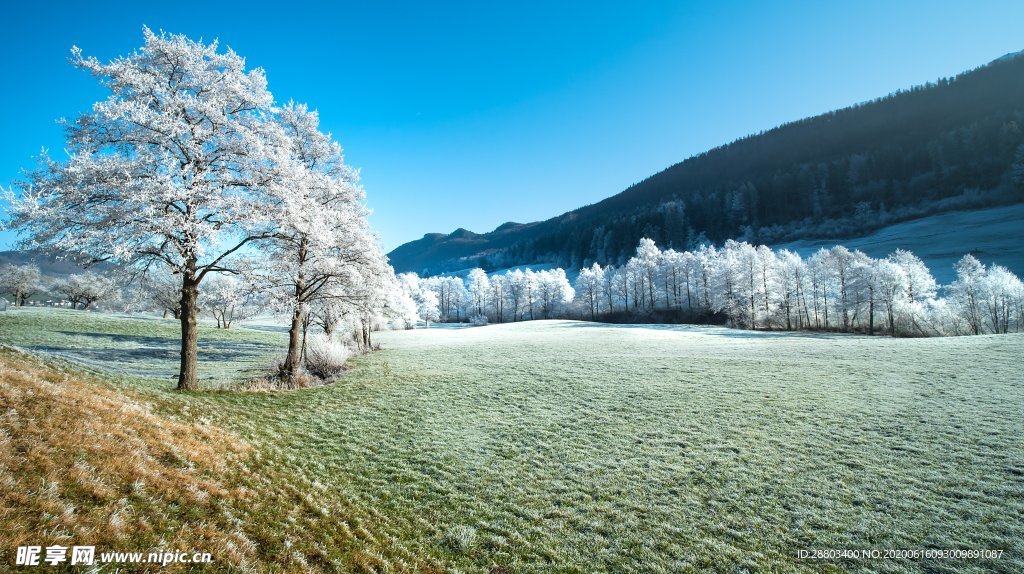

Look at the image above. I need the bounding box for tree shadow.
[35,331,280,379]
[54,330,179,347]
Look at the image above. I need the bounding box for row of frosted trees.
[401,238,1022,337]
[398,268,575,325]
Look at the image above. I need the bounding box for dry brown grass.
[0,347,257,571]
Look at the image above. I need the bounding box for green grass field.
[1,308,1022,573]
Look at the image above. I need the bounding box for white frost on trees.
[6,29,287,389]
[50,271,116,310]
[401,237,1021,338]
[0,263,41,306]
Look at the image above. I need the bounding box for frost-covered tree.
[950,254,986,335]
[467,268,491,320]
[982,264,1023,334]
[0,263,41,306]
[51,271,117,310]
[201,274,259,328]
[890,249,937,335]
[398,272,440,328]
[261,102,377,380]
[448,276,471,322]
[827,246,856,331]
[610,266,630,312]
[417,289,440,327]
[755,245,780,328]
[634,238,661,309]
[601,264,618,313]
[873,258,906,336]
[535,269,574,319]
[419,275,469,322]
[660,249,689,310]
[807,249,831,329]
[849,250,878,335]
[143,271,185,319]
[775,250,806,330]
[694,245,717,312]
[6,29,286,389]
[716,241,748,326]
[347,258,407,350]
[490,273,506,322]
[504,269,528,321]
[575,263,605,319]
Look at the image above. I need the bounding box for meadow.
[1,308,1022,573]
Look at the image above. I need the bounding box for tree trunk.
[867,288,875,335]
[284,302,304,377]
[177,276,201,391]
[284,240,308,381]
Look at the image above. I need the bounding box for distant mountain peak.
[447,228,479,239]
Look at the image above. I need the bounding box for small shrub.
[469,313,489,326]
[304,334,351,379]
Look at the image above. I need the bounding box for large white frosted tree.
[6,29,286,389]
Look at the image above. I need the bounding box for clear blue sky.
[2,1,1022,252]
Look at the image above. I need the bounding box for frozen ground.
[1,310,1021,572]
[225,320,1023,572]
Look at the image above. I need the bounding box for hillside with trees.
[389,51,1024,275]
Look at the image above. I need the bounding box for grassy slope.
[1,309,1023,573]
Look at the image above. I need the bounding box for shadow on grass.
[52,330,278,353]
[54,330,179,347]
[33,332,280,379]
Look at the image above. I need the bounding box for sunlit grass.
[1,308,1022,572]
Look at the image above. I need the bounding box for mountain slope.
[389,51,1024,275]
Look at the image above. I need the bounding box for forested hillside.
[389,51,1024,275]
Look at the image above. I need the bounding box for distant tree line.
[401,238,1023,337]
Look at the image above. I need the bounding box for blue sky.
[1,1,1023,252]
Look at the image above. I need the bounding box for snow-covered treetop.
[7,27,290,277]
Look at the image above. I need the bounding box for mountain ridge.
[389,51,1024,275]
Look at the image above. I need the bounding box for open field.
[1,308,1022,572]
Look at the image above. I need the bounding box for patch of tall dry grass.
[0,347,256,570]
